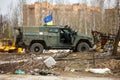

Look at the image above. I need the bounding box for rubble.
[0,59,28,65]
[96,59,120,70]
[85,68,111,74]
[44,57,56,68]
[0,51,120,77]
[30,69,59,76]
[14,69,25,74]
[44,49,71,54]
[118,41,120,47]
[95,51,112,57]
[92,31,116,52]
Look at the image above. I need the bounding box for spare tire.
[30,43,43,54]
[77,42,90,52]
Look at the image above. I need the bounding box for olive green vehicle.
[15,25,94,54]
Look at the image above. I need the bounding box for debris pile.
[0,52,120,77]
[30,69,59,76]
[0,54,45,74]
[85,68,111,74]
[96,59,120,75]
[0,52,70,74]
[92,31,116,52]
[96,59,120,70]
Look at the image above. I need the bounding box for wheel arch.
[30,40,46,48]
[76,39,92,48]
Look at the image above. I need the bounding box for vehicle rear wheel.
[77,42,90,52]
[30,43,43,54]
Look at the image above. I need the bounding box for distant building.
[23,2,101,27]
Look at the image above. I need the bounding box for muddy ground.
[0,51,120,78]
[0,75,119,80]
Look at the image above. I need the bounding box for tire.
[76,42,90,52]
[30,43,43,54]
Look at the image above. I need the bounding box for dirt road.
[0,75,119,80]
[0,52,120,78]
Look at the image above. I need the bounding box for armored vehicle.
[15,25,93,54]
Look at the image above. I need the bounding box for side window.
[61,29,70,34]
[49,28,58,33]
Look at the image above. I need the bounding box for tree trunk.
[112,0,120,56]
[113,27,120,56]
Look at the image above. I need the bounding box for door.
[59,28,73,47]
[46,28,59,47]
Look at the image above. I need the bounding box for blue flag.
[44,14,52,23]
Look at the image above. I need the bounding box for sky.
[0,0,117,15]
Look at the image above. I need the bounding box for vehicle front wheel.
[76,42,90,52]
[30,43,43,54]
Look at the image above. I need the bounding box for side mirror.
[74,32,77,35]
[72,31,77,35]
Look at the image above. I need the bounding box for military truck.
[15,25,94,54]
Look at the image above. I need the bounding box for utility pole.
[112,0,120,56]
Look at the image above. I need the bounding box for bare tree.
[0,14,3,38]
[17,0,26,26]
[1,0,26,39]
